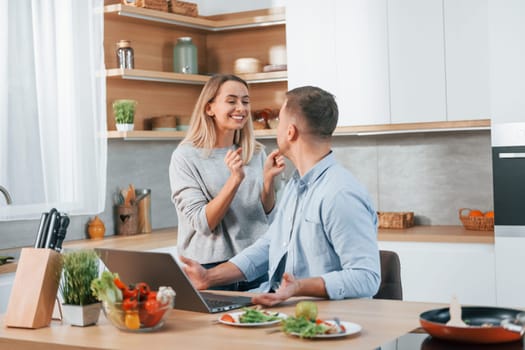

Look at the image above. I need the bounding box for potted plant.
[59,249,101,326]
[112,99,137,131]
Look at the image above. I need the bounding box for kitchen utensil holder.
[136,188,152,233]
[117,204,138,235]
[5,248,62,329]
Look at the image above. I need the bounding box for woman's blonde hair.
[181,74,263,163]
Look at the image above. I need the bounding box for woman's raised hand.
[264,149,286,181]
[225,147,245,182]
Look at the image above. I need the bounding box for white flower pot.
[116,123,134,132]
[62,302,101,327]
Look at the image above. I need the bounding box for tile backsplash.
[0,130,492,250]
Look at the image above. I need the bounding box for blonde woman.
[169,74,285,291]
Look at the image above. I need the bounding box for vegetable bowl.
[91,271,175,332]
[102,296,173,332]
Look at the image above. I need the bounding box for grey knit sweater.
[169,143,270,264]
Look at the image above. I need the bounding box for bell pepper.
[125,310,141,330]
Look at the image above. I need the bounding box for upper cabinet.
[388,0,446,123]
[103,4,287,138]
[286,0,490,127]
[335,1,390,126]
[488,0,525,124]
[444,0,490,121]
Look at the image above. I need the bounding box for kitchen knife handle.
[54,215,70,252]
[34,212,49,248]
[44,209,58,249]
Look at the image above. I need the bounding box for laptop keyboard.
[205,298,238,308]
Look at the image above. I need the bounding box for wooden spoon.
[446,295,467,327]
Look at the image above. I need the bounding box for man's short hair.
[284,86,338,139]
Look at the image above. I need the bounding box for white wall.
[193,0,285,16]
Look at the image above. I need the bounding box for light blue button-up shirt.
[230,152,381,299]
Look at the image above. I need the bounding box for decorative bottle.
[116,40,134,69]
[173,37,198,74]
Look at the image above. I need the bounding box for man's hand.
[179,255,210,290]
[251,273,299,306]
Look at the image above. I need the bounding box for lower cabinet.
[379,241,496,305]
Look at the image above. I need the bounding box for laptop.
[95,248,253,313]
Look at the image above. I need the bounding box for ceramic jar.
[173,37,198,74]
[88,216,105,240]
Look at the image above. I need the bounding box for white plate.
[218,311,287,327]
[290,320,362,339]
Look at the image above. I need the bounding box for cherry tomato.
[220,314,235,323]
[139,299,165,327]
[122,297,138,311]
[147,291,158,300]
[135,282,151,300]
[123,288,138,299]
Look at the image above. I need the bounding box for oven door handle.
[498,152,525,159]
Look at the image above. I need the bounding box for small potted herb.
[59,249,101,326]
[112,99,137,131]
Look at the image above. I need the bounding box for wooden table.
[0,298,443,350]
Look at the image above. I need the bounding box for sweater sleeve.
[169,148,212,236]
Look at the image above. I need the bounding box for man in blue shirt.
[180,86,381,306]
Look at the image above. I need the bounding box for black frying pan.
[420,307,524,344]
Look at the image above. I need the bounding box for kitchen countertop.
[0,297,445,350]
[0,225,493,275]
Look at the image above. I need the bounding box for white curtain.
[0,0,107,220]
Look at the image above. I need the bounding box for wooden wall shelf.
[106,68,287,85]
[104,4,285,31]
[107,119,491,141]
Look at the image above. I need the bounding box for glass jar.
[116,40,134,69]
[173,37,198,74]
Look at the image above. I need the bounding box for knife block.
[5,248,62,329]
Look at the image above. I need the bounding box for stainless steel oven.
[492,145,525,227]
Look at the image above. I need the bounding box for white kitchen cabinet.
[388,0,446,124]
[335,0,390,126]
[379,241,496,305]
[287,0,390,127]
[444,0,490,121]
[495,236,525,308]
[488,0,525,124]
[286,0,338,95]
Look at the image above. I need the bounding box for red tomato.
[135,282,151,300]
[122,297,138,311]
[139,299,165,327]
[123,288,138,299]
[220,314,235,323]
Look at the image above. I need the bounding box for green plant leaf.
[59,249,100,305]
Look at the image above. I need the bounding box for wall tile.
[0,131,493,249]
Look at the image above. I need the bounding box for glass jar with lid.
[173,37,198,74]
[116,40,134,69]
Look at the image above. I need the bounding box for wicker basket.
[121,0,169,12]
[170,0,198,17]
[377,212,415,229]
[459,208,494,231]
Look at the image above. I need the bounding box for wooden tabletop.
[0,298,444,350]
